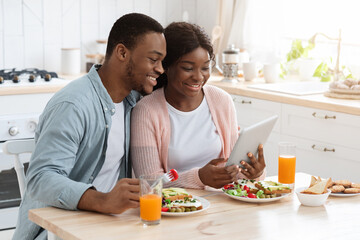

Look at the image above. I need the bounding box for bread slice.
[310,176,318,187]
[302,178,331,194]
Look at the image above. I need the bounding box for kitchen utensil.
[150,169,178,189]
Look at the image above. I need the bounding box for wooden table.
[29,173,360,240]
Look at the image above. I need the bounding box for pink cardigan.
[131,85,264,189]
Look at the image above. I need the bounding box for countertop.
[0,73,84,96]
[28,173,360,240]
[1,73,359,115]
[208,76,360,116]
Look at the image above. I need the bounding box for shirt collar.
[88,64,115,114]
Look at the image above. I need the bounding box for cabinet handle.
[312,112,336,119]
[241,100,252,104]
[312,144,335,152]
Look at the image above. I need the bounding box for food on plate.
[223,179,291,199]
[327,178,360,194]
[344,188,360,194]
[329,185,345,193]
[161,188,202,213]
[334,180,352,188]
[255,181,292,194]
[301,176,332,194]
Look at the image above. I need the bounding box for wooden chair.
[2,139,35,199]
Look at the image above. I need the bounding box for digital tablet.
[226,115,278,168]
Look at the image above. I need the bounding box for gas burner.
[0,68,58,84]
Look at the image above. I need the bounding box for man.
[13,13,166,240]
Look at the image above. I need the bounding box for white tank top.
[93,102,125,192]
[167,97,222,172]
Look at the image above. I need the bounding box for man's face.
[126,32,166,95]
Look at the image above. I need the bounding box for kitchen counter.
[0,73,84,96]
[28,173,360,240]
[208,76,360,116]
[1,74,359,115]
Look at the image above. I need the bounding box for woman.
[131,22,265,189]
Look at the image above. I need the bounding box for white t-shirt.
[92,102,125,193]
[167,97,222,172]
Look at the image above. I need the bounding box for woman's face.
[166,47,211,99]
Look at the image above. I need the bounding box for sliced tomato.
[161,207,169,212]
[247,193,257,198]
[243,185,250,193]
[223,184,235,190]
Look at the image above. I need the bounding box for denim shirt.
[13,65,140,240]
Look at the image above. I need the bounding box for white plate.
[330,192,360,197]
[161,196,210,216]
[222,190,290,203]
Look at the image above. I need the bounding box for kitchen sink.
[247,81,330,96]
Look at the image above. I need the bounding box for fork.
[150,169,178,188]
[163,169,179,183]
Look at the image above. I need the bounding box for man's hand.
[78,178,140,214]
[198,158,240,188]
[240,144,266,179]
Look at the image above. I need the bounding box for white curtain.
[215,0,282,63]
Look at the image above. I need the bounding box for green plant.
[313,58,354,82]
[280,39,315,79]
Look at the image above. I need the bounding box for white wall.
[0,0,218,73]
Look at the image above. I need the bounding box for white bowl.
[295,187,331,207]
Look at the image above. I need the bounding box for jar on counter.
[222,44,240,82]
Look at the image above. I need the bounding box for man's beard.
[126,58,148,96]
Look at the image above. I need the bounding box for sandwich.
[255,181,292,194]
[162,188,202,213]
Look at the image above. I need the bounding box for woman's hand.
[240,144,266,179]
[198,158,240,188]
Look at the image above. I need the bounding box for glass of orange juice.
[278,142,296,188]
[139,174,163,225]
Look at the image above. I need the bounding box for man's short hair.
[105,13,164,59]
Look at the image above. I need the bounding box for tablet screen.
[226,115,278,168]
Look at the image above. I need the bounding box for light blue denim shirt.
[13,65,140,240]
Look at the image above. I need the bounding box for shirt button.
[104,108,108,111]
[106,125,109,128]
[111,109,115,113]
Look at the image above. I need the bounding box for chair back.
[2,139,35,199]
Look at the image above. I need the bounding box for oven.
[0,68,70,230]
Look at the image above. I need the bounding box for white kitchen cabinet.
[231,95,281,131]
[281,104,360,150]
[231,94,360,181]
[281,135,360,182]
[281,104,360,182]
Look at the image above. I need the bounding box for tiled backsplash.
[0,0,217,73]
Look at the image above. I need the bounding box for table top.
[28,173,360,240]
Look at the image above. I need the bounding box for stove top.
[0,68,58,84]
[0,68,71,88]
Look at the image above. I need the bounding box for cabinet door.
[281,135,360,182]
[231,95,281,132]
[281,104,360,150]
